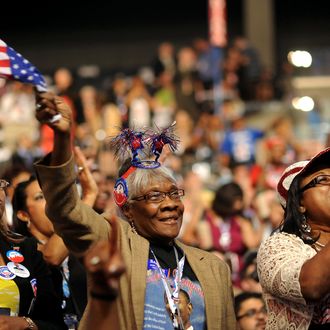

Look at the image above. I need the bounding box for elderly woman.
[34,92,236,330]
[257,147,330,329]
[0,179,66,329]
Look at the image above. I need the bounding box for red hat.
[277,147,330,208]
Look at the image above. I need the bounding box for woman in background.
[11,146,96,329]
[0,178,66,329]
[258,147,330,329]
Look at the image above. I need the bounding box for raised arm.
[299,242,330,301]
[34,92,110,256]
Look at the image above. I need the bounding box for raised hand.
[74,146,98,207]
[84,215,126,300]
[35,92,72,134]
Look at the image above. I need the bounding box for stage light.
[292,96,314,111]
[288,50,312,68]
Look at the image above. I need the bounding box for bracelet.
[23,316,36,329]
[90,291,118,301]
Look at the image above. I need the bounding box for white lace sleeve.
[257,232,316,305]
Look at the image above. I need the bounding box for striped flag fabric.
[0,38,47,92]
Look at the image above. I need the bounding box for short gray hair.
[126,166,177,200]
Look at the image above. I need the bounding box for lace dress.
[257,232,330,329]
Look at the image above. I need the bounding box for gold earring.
[130,221,137,234]
[299,206,305,213]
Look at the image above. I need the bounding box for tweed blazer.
[35,155,237,330]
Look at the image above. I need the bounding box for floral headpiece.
[110,122,179,207]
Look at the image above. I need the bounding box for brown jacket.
[35,156,237,330]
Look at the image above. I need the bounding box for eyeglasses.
[132,189,185,203]
[300,174,330,193]
[237,306,267,320]
[0,180,9,189]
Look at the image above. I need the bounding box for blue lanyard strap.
[150,246,185,330]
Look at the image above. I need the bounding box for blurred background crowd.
[0,33,325,292]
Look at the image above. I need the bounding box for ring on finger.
[78,166,84,173]
[36,103,43,111]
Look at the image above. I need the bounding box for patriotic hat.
[110,123,179,207]
[277,147,330,208]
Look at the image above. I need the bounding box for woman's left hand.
[0,316,36,330]
[84,215,126,299]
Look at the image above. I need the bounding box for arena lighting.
[292,96,314,112]
[287,50,312,68]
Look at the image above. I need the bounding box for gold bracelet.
[23,316,36,329]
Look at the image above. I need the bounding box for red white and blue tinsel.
[110,122,179,169]
[110,122,179,206]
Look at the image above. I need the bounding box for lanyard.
[61,257,70,298]
[150,246,185,330]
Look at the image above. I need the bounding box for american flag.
[0,38,47,92]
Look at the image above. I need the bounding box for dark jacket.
[0,234,67,329]
[50,254,87,321]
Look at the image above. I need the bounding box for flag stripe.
[0,67,11,75]
[0,59,10,67]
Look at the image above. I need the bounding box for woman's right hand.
[35,92,72,134]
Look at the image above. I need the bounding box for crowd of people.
[0,36,329,329]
